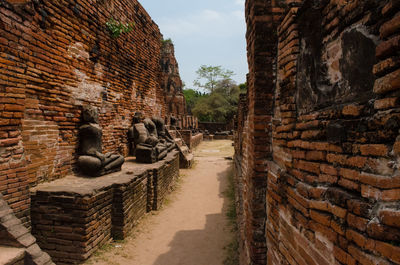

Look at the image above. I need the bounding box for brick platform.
[179,130,203,149]
[30,151,179,264]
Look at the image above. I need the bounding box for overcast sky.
[139,0,248,89]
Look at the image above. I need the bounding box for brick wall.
[179,130,203,149]
[235,0,400,264]
[0,0,187,227]
[152,151,179,210]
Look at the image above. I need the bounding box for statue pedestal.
[30,151,179,264]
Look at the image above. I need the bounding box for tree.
[191,78,240,123]
[239,82,247,93]
[193,65,235,93]
[183,88,205,115]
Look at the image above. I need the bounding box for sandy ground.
[86,140,235,265]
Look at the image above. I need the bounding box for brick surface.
[234,0,400,264]
[30,151,179,264]
[0,0,188,229]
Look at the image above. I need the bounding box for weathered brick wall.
[152,151,179,210]
[236,0,400,264]
[179,130,203,149]
[234,1,284,264]
[0,0,185,227]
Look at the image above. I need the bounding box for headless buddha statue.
[152,116,176,152]
[78,105,124,177]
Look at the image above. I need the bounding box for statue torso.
[79,123,102,155]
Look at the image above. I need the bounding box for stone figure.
[144,118,170,161]
[78,105,124,177]
[128,112,155,163]
[128,112,172,163]
[152,116,176,151]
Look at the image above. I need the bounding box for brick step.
[185,153,194,161]
[0,246,25,265]
[180,145,189,154]
[174,138,183,146]
[179,152,194,169]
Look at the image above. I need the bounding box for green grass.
[223,165,239,265]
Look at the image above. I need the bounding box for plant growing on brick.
[106,18,135,38]
[162,38,173,45]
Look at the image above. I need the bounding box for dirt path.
[87,140,235,265]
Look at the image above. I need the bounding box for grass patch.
[223,165,239,265]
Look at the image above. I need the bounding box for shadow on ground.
[153,165,232,265]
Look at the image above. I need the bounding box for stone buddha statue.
[144,118,170,160]
[152,116,176,152]
[128,112,158,163]
[128,113,176,163]
[78,105,125,177]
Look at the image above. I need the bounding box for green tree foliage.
[193,65,235,93]
[239,82,247,92]
[186,65,247,123]
[183,88,205,115]
[192,78,241,123]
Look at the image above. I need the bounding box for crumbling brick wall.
[0,0,184,227]
[235,0,400,264]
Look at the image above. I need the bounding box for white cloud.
[159,8,245,39]
[232,10,244,19]
[201,9,223,21]
[235,0,245,6]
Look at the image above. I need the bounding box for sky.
[139,0,248,89]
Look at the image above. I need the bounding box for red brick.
[310,210,331,226]
[4,104,24,112]
[374,97,399,109]
[0,137,20,147]
[374,241,400,264]
[359,144,388,156]
[380,13,400,37]
[360,173,400,189]
[309,221,337,243]
[294,160,320,174]
[327,153,347,165]
[345,156,366,168]
[381,189,400,201]
[305,151,326,161]
[378,209,400,228]
[339,168,360,181]
[373,68,400,94]
[348,245,391,265]
[342,104,363,117]
[347,213,368,232]
[338,177,359,191]
[376,36,400,60]
[301,130,322,140]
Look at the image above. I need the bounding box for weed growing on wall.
[106,18,135,38]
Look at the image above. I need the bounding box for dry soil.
[86,139,235,265]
